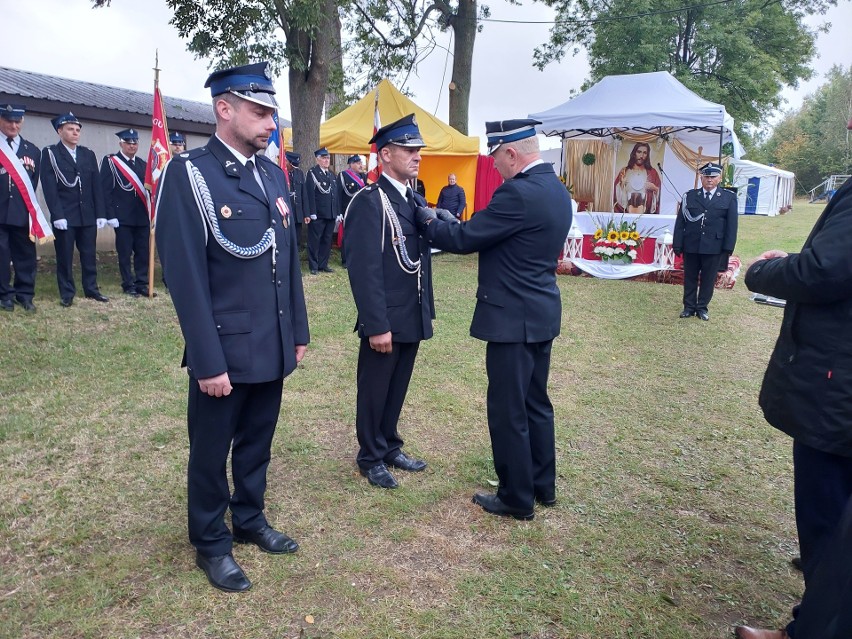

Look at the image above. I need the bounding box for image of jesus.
[613,142,661,214]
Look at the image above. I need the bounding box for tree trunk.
[448,0,476,135]
[287,0,339,164]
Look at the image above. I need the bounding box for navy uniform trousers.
[682,252,724,313]
[355,341,419,469]
[487,341,556,510]
[187,377,283,557]
[54,226,99,299]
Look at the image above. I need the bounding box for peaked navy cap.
[285,151,301,166]
[369,114,426,150]
[205,62,278,108]
[51,112,81,130]
[347,155,363,164]
[485,118,540,154]
[698,162,724,176]
[116,128,139,142]
[314,147,330,157]
[169,131,186,144]
[0,104,26,121]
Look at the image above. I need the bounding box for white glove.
[53,219,68,231]
[310,214,317,220]
[96,218,107,229]
[107,218,119,228]
[336,215,343,223]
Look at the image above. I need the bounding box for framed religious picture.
[612,141,662,214]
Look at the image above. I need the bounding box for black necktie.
[406,187,416,211]
[7,137,13,148]
[704,190,711,202]
[246,160,265,195]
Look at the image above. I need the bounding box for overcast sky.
[5,0,851,147]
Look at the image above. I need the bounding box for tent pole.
[718,126,724,163]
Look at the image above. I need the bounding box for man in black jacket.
[100,129,150,297]
[736,178,852,639]
[417,118,572,520]
[673,162,738,321]
[41,113,109,307]
[0,104,40,312]
[344,114,434,490]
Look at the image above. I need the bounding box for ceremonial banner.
[266,112,283,168]
[366,88,381,184]
[145,84,171,225]
[0,143,53,243]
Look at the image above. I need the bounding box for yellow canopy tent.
[318,79,480,218]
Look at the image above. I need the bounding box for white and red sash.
[110,155,151,216]
[344,169,366,189]
[0,142,53,243]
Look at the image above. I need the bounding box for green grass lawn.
[0,200,824,638]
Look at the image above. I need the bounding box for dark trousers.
[295,222,303,251]
[0,223,37,302]
[355,339,419,469]
[186,377,284,557]
[791,496,852,639]
[307,218,334,271]
[485,340,556,511]
[792,441,852,580]
[53,225,99,300]
[115,224,150,292]
[682,252,722,313]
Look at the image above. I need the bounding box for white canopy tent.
[730,159,795,216]
[530,72,744,216]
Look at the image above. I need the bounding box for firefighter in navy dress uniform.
[673,162,738,321]
[41,112,109,306]
[100,128,151,297]
[305,147,337,274]
[416,118,572,520]
[285,151,307,251]
[0,104,40,312]
[344,114,435,490]
[155,62,309,593]
[169,131,187,157]
[336,154,366,268]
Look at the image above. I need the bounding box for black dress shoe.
[472,493,534,520]
[85,293,110,303]
[319,266,334,273]
[309,269,318,275]
[14,299,36,312]
[234,525,299,554]
[136,288,158,298]
[679,309,695,318]
[386,452,427,472]
[535,493,557,507]
[123,289,140,297]
[0,299,13,311]
[60,297,74,307]
[360,463,398,489]
[697,310,709,321]
[195,552,252,592]
[790,556,803,572]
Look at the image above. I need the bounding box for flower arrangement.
[591,215,662,264]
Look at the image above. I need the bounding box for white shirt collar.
[5,135,19,151]
[120,152,135,163]
[521,159,545,173]
[62,142,77,157]
[215,134,254,166]
[705,187,718,197]
[383,173,409,199]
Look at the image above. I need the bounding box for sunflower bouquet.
[591,215,645,264]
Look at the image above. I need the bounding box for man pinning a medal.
[155,61,309,593]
